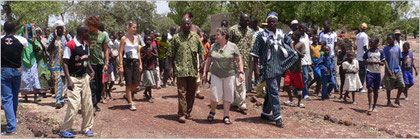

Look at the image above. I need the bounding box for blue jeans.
[294,65,309,97]
[322,75,336,99]
[262,76,282,120]
[358,61,366,88]
[1,67,22,132]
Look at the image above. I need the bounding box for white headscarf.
[53,20,65,29]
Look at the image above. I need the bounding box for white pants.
[210,74,235,103]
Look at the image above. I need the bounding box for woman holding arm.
[119,21,143,111]
[203,28,244,124]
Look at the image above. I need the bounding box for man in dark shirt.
[1,21,29,135]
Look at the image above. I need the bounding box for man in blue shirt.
[383,34,405,107]
[250,11,298,128]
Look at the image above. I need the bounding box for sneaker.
[284,101,294,106]
[178,116,186,123]
[360,89,367,93]
[94,105,101,112]
[130,104,137,111]
[148,98,154,103]
[2,131,17,136]
[298,103,305,108]
[303,95,311,100]
[275,118,285,128]
[260,114,273,121]
[55,102,63,109]
[59,131,75,138]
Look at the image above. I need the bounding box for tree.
[1,1,62,28]
[155,16,177,33]
[168,1,225,27]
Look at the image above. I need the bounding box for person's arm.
[235,55,245,82]
[384,60,393,76]
[413,59,418,76]
[202,57,212,83]
[103,42,109,71]
[48,30,57,51]
[137,44,143,73]
[151,45,158,57]
[63,59,74,91]
[119,37,125,74]
[87,61,95,80]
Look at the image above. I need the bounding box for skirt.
[143,70,157,87]
[20,61,42,94]
[123,59,141,86]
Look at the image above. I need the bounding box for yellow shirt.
[310,45,322,59]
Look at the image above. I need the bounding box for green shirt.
[228,24,253,69]
[88,31,109,65]
[289,42,305,73]
[168,31,205,78]
[209,41,241,78]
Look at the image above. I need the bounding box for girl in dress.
[342,51,362,104]
[141,35,158,103]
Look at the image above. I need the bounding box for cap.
[361,23,367,29]
[291,20,299,25]
[394,29,401,34]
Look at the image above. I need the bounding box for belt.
[70,73,86,77]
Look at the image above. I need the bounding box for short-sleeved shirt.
[363,49,385,73]
[229,24,253,69]
[337,51,347,73]
[1,35,28,68]
[168,31,205,78]
[88,31,110,65]
[300,33,312,65]
[356,32,369,61]
[289,42,305,72]
[310,45,322,59]
[158,40,170,59]
[203,42,211,60]
[383,45,402,73]
[250,29,298,81]
[141,45,158,70]
[402,51,414,73]
[319,31,338,55]
[209,41,240,78]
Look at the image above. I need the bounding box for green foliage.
[167,1,225,27]
[155,16,177,33]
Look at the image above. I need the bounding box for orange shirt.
[203,42,211,60]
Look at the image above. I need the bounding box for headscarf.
[53,20,65,30]
[19,25,41,69]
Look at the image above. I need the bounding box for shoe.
[185,114,192,119]
[85,130,94,137]
[284,101,294,106]
[59,131,75,138]
[260,114,273,121]
[196,94,204,99]
[360,89,367,93]
[178,116,186,123]
[298,103,305,108]
[303,95,311,100]
[275,118,285,128]
[130,104,137,111]
[94,105,101,112]
[55,102,63,109]
[2,131,17,136]
[148,98,154,103]
[223,116,232,124]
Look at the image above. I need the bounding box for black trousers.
[90,65,103,106]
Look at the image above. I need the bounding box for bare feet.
[394,100,402,107]
[386,102,395,107]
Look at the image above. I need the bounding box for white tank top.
[123,37,139,59]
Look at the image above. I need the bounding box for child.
[103,48,115,103]
[141,35,158,103]
[337,43,348,99]
[60,24,95,138]
[319,47,337,99]
[158,33,170,88]
[284,31,305,108]
[342,51,362,104]
[401,42,417,100]
[308,40,326,97]
[383,34,405,107]
[363,36,385,114]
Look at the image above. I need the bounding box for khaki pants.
[177,77,197,117]
[60,74,94,133]
[233,72,247,109]
[246,65,253,92]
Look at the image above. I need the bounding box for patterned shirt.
[168,31,205,78]
[229,24,253,69]
[48,34,71,73]
[250,29,298,81]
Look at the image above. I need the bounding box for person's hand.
[54,29,58,38]
[255,69,260,81]
[239,73,245,83]
[67,80,74,91]
[415,71,418,76]
[324,69,328,74]
[119,67,124,74]
[202,73,207,83]
[103,65,108,72]
[139,65,143,73]
[90,72,95,80]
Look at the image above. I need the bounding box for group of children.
[306,33,417,114]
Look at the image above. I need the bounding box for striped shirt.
[250,29,298,81]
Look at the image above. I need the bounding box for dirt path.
[2,38,419,138]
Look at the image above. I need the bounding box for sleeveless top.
[123,37,139,59]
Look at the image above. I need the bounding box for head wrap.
[266,11,278,21]
[53,20,65,29]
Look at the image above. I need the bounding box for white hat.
[53,20,65,29]
[291,20,299,25]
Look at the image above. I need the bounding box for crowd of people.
[1,10,417,137]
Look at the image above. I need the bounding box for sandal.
[207,111,215,122]
[85,130,94,137]
[59,131,75,138]
[223,116,232,124]
[2,131,17,136]
[284,101,294,106]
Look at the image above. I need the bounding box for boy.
[158,33,170,88]
[383,34,405,107]
[59,24,95,138]
[284,31,305,108]
[401,42,417,100]
[319,47,337,99]
[308,40,325,96]
[363,36,385,114]
[337,42,348,99]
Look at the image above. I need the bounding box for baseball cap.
[291,20,298,25]
[394,29,401,34]
[361,23,367,29]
